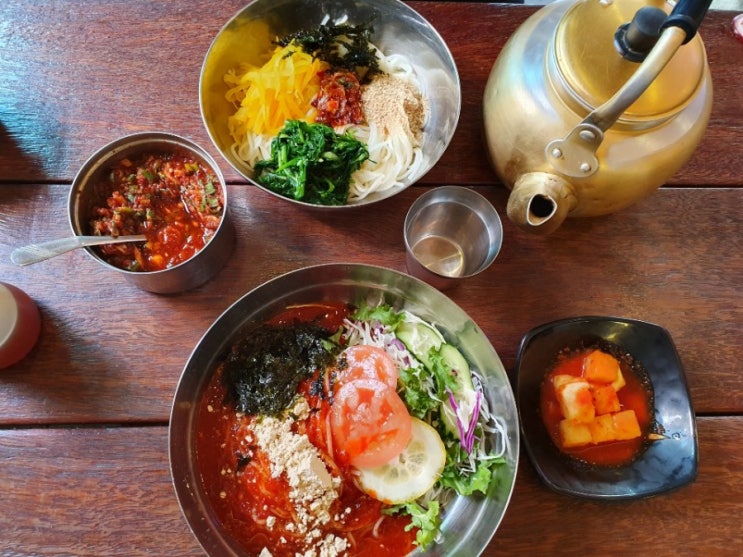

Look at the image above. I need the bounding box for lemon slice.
[355,417,446,504]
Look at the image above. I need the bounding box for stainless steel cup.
[404,186,502,290]
[68,132,235,294]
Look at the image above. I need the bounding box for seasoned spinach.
[254,119,369,205]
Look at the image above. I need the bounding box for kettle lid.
[554,0,707,120]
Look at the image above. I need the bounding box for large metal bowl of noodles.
[199,0,460,208]
[169,263,519,557]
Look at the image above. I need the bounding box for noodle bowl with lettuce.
[194,301,509,556]
[170,264,519,557]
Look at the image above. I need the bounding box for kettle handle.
[546,0,712,178]
[546,26,686,178]
[663,0,712,44]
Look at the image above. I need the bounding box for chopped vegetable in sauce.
[540,344,655,466]
[88,152,223,271]
[312,69,365,127]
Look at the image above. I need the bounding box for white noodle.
[228,45,426,203]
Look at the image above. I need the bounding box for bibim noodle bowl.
[224,16,429,205]
[195,301,509,556]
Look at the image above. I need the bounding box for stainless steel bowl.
[169,263,519,556]
[199,0,461,208]
[68,132,235,294]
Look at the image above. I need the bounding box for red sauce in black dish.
[540,342,655,467]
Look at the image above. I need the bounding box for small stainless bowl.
[68,132,235,294]
[404,186,503,290]
[199,0,461,208]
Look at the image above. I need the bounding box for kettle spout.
[506,172,577,235]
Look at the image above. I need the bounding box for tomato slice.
[336,345,399,390]
[331,378,412,468]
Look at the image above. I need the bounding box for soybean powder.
[362,74,426,146]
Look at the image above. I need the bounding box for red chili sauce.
[540,346,654,467]
[313,70,365,127]
[195,302,418,556]
[88,151,223,272]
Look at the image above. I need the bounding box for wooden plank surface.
[1,417,741,557]
[1,2,743,556]
[1,184,742,424]
[0,2,741,186]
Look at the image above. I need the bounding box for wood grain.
[1,417,740,557]
[498,416,743,557]
[1,184,742,423]
[0,2,741,186]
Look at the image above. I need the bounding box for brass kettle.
[483,0,713,234]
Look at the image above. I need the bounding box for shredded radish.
[464,391,482,453]
[448,391,467,443]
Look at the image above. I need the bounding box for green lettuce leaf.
[384,501,441,549]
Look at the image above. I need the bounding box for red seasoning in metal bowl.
[88,151,224,272]
[69,132,234,294]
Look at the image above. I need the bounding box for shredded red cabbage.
[448,389,482,454]
[464,390,482,453]
[390,338,406,351]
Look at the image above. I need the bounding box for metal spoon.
[11,235,147,266]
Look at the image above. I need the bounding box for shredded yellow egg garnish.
[225,43,329,139]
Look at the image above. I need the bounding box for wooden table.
[1,1,742,555]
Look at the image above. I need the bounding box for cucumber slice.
[395,320,444,369]
[438,344,478,437]
[439,344,474,392]
[355,417,446,504]
[395,320,479,440]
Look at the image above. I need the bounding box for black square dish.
[514,316,698,499]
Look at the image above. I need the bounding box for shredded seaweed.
[277,21,381,82]
[221,322,338,415]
